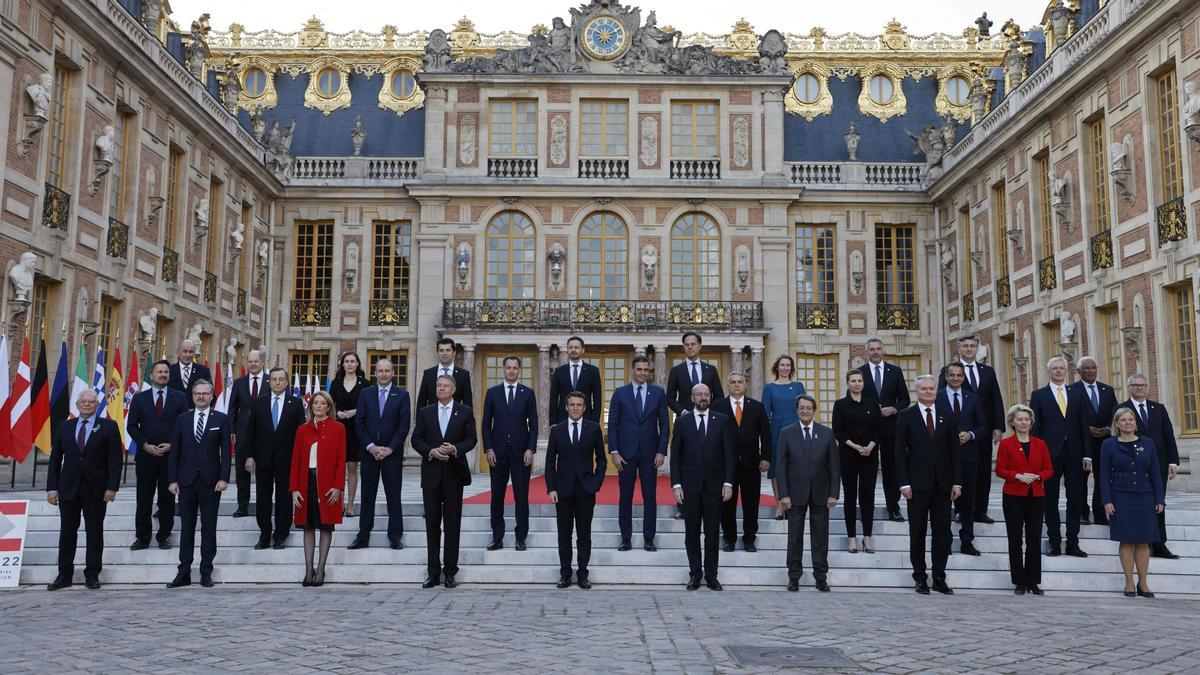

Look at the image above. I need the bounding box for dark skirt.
[1107,489,1159,544]
[339,419,360,463]
[306,469,334,532]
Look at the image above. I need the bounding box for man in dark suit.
[225,349,268,517]
[710,371,771,552]
[45,390,122,590]
[895,375,962,595]
[351,358,411,549]
[241,367,306,549]
[665,331,724,415]
[1030,356,1091,557]
[859,337,910,521]
[670,383,735,591]
[549,335,602,425]
[938,363,989,555]
[481,355,539,550]
[1070,356,1118,525]
[607,355,669,551]
[167,339,211,409]
[417,337,473,409]
[937,335,1005,523]
[545,391,607,589]
[412,374,478,589]
[126,359,189,551]
[776,395,840,592]
[166,380,231,588]
[1123,372,1181,559]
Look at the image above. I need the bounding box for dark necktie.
[925,407,935,438]
[803,426,810,442]
[1139,403,1148,426]
[507,384,514,406]
[635,385,644,413]
[953,392,961,416]
[967,364,978,390]
[195,411,206,444]
[251,376,259,400]
[572,421,579,445]
[182,364,191,389]
[572,363,579,389]
[156,390,164,417]
[690,362,700,386]
[77,418,88,453]
[874,365,883,396]
[698,413,707,438]
[1089,384,1100,412]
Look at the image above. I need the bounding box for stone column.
[423,85,448,176]
[730,345,744,377]
[761,87,787,183]
[536,343,552,471]
[759,230,792,362]
[652,344,668,387]
[750,344,765,396]
[460,342,476,383]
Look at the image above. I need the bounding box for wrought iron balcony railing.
[1038,255,1057,291]
[876,302,919,330]
[442,299,763,331]
[42,183,69,231]
[995,275,1012,308]
[1089,229,1114,270]
[487,157,538,179]
[795,302,839,329]
[962,293,975,322]
[291,299,332,327]
[369,299,410,326]
[106,217,128,259]
[670,159,720,180]
[578,158,629,179]
[1156,197,1187,245]
[203,272,217,303]
[162,247,180,283]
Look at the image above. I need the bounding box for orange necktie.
[735,399,743,426]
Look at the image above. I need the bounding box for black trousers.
[177,482,221,575]
[134,453,174,544]
[786,503,830,582]
[57,486,107,580]
[974,441,996,518]
[956,460,979,545]
[683,491,721,580]
[234,444,252,511]
[907,490,951,583]
[489,453,531,543]
[721,464,762,545]
[879,434,901,513]
[617,452,658,543]
[839,447,878,537]
[255,459,293,541]
[1044,452,1082,547]
[357,451,404,543]
[1003,493,1044,586]
[1087,466,1107,522]
[555,487,597,577]
[423,471,465,578]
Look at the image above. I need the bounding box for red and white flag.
[0,339,33,462]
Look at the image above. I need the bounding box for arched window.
[670,213,720,301]
[485,211,536,299]
[577,212,628,300]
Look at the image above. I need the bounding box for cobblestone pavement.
[0,586,1196,673]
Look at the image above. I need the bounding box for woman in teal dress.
[761,355,807,520]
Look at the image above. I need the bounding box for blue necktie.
[379,387,388,415]
[272,396,281,430]
[195,412,206,444]
[1089,384,1100,412]
[690,362,699,386]
[635,385,644,414]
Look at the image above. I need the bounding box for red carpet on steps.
[464,474,777,507]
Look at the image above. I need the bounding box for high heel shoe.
[313,570,326,587]
[302,570,314,587]
[862,537,875,554]
[1123,587,1137,597]
[1136,586,1154,598]
[847,538,858,554]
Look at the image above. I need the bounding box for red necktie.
[925,407,935,438]
[77,419,88,453]
[156,390,164,417]
[251,376,259,400]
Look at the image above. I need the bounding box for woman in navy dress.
[329,351,367,516]
[761,354,806,520]
[1099,407,1165,598]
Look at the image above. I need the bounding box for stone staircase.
[8,479,1200,594]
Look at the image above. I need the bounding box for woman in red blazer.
[290,391,347,587]
[995,404,1055,596]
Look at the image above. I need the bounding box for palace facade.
[1,0,1197,479]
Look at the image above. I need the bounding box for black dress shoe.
[167,573,191,588]
[515,540,527,551]
[722,542,735,553]
[1029,585,1044,595]
[577,576,592,590]
[932,580,954,595]
[643,540,658,552]
[787,579,799,592]
[487,540,504,551]
[1151,545,1180,560]
[915,581,930,595]
[815,580,830,592]
[686,577,702,591]
[46,576,72,591]
[976,514,996,525]
[390,540,404,550]
[1065,544,1088,558]
[618,540,632,551]
[129,539,149,551]
[1081,513,1092,525]
[706,578,723,591]
[254,538,271,550]
[272,539,286,550]
[348,539,369,550]
[674,509,684,520]
[889,511,906,523]
[84,577,101,590]
[743,542,757,553]
[231,509,248,518]
[157,539,172,550]
[444,575,458,589]
[422,576,441,589]
[200,575,214,588]
[1137,588,1155,598]
[556,575,571,589]
[960,543,982,556]
[1047,545,1062,557]
[1014,585,1026,595]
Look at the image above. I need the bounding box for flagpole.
[29,319,42,489]
[2,310,11,489]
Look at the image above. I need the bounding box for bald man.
[168,339,211,410]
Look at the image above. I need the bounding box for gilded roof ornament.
[724,18,758,55]
[449,17,480,51]
[882,19,910,51]
[300,17,328,48]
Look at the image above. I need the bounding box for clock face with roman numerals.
[582,16,629,61]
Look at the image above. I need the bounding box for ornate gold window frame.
[935,64,975,122]
[377,56,425,116]
[785,61,833,121]
[237,55,277,110]
[304,56,352,116]
[858,62,907,123]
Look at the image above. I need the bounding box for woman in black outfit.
[832,370,883,554]
[328,351,367,516]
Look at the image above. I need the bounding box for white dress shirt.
[672,409,732,490]
[899,404,960,494]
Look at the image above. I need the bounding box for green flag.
[69,343,89,417]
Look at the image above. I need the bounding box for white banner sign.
[0,500,30,588]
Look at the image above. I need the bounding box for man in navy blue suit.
[126,359,189,550]
[166,339,211,409]
[938,363,988,555]
[482,355,539,550]
[241,367,306,549]
[225,349,268,517]
[670,383,735,590]
[166,380,231,588]
[1123,373,1181,559]
[1029,356,1090,558]
[45,390,122,590]
[608,355,669,551]
[549,336,602,425]
[1069,356,1118,525]
[859,337,911,521]
[351,358,411,549]
[938,335,1005,523]
[546,392,607,589]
